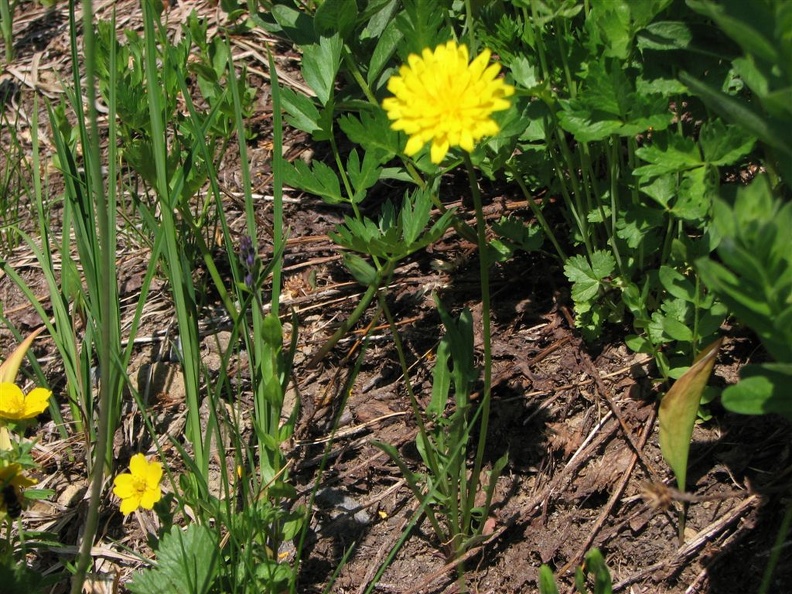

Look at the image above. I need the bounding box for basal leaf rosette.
[112,453,163,516]
[382,40,514,164]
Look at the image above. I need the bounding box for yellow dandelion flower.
[382,40,514,164]
[112,453,163,516]
[0,383,51,421]
[0,462,37,519]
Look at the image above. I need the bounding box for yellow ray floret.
[382,40,514,164]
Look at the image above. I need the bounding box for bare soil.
[1,2,790,593]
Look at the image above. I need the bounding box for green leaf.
[581,548,614,594]
[558,60,672,142]
[510,55,542,90]
[698,119,756,165]
[625,334,654,354]
[696,176,792,361]
[659,338,722,491]
[283,159,344,204]
[587,2,631,59]
[367,18,402,87]
[564,251,616,303]
[658,314,693,342]
[721,363,792,419]
[680,71,792,159]
[395,0,444,55]
[538,566,560,594]
[346,149,381,201]
[279,87,328,139]
[342,253,377,286]
[301,33,343,105]
[270,4,317,45]
[314,0,357,41]
[361,0,399,39]
[673,167,713,223]
[429,330,452,419]
[658,266,696,302]
[637,20,693,51]
[338,110,401,163]
[128,525,219,594]
[633,132,702,179]
[686,0,778,64]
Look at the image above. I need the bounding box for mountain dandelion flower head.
[382,40,514,164]
[112,453,163,516]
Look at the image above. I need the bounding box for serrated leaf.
[338,110,400,163]
[128,525,219,594]
[564,251,617,303]
[616,204,664,249]
[283,159,344,204]
[400,188,432,246]
[509,56,542,90]
[279,87,325,137]
[698,119,756,165]
[673,168,713,223]
[395,0,444,55]
[659,338,722,492]
[346,149,381,200]
[558,61,672,142]
[633,132,702,179]
[301,33,343,105]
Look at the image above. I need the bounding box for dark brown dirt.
[1,2,791,593]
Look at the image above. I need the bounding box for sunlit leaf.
[659,338,722,491]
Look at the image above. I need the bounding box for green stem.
[463,0,476,54]
[462,153,492,535]
[505,161,566,261]
[72,0,118,588]
[377,292,445,539]
[759,496,792,594]
[608,137,624,275]
[306,264,392,368]
[342,49,378,106]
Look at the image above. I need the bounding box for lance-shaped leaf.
[659,337,722,492]
[0,327,46,450]
[0,327,45,384]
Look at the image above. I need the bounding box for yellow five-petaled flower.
[382,40,514,164]
[0,383,51,422]
[112,453,163,516]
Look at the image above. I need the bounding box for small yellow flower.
[0,462,36,518]
[382,40,514,164]
[112,453,163,516]
[0,383,51,421]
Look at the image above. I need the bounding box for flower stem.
[462,153,492,526]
